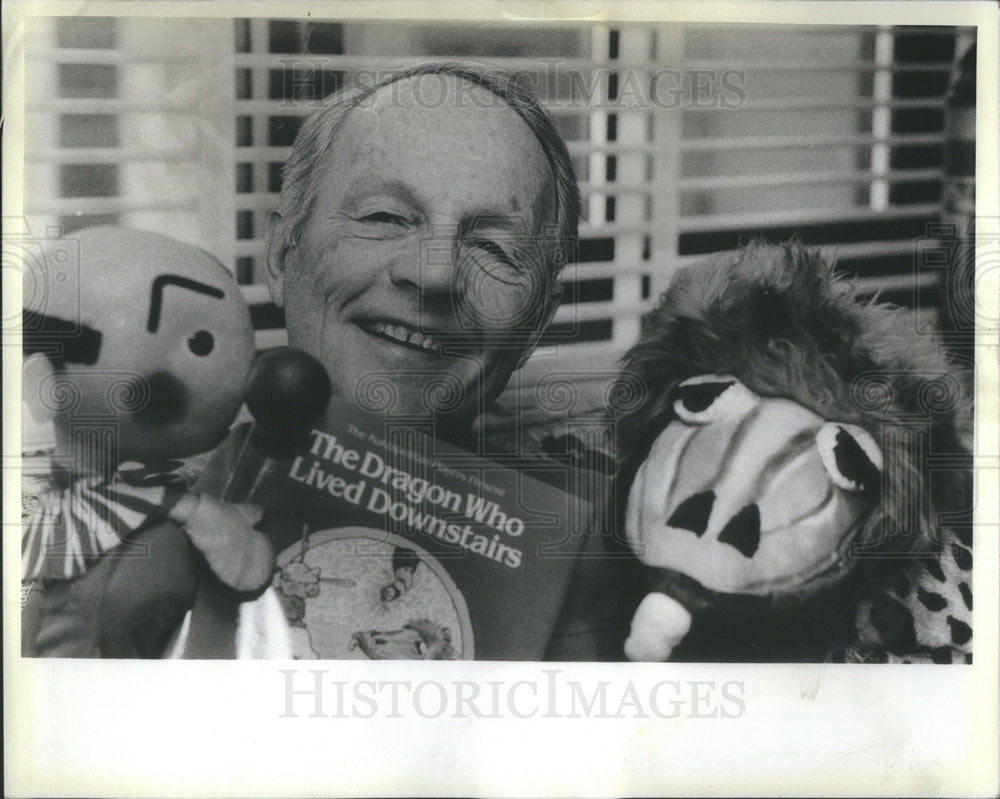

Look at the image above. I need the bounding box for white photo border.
[3,2,998,796]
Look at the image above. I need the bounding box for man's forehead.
[352,76,540,146]
[328,76,556,225]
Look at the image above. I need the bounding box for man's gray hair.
[276,61,580,274]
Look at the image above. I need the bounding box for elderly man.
[265,61,580,433]
[175,62,629,660]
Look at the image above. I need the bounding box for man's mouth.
[362,320,443,355]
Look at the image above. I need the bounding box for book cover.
[201,398,601,660]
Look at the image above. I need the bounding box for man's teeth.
[370,321,441,353]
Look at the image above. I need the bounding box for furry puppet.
[615,241,973,663]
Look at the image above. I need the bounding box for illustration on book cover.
[273,525,474,660]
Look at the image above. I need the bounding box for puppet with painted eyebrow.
[21,226,278,657]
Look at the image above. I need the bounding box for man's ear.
[265,211,289,307]
[23,353,57,423]
[514,280,563,371]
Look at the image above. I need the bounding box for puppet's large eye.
[672,375,758,424]
[816,422,883,496]
[188,330,214,356]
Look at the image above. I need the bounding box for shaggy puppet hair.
[616,240,972,557]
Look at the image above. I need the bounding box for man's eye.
[473,238,512,264]
[467,240,530,286]
[351,212,412,238]
[359,212,407,225]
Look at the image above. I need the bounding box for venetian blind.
[22,19,971,388]
[226,20,970,387]
[22,17,233,260]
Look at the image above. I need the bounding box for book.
[199,398,601,660]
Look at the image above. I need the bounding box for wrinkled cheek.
[454,268,546,336]
[281,269,323,350]
[283,247,358,350]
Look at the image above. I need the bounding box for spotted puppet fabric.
[837,527,973,664]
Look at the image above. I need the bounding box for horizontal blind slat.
[26,148,193,164]
[675,239,927,268]
[680,204,941,232]
[29,48,193,65]
[852,272,940,294]
[561,261,650,279]
[686,97,947,112]
[30,99,193,113]
[254,329,289,350]
[240,284,274,304]
[27,198,198,214]
[681,23,956,34]
[231,53,605,70]
[553,302,652,323]
[567,141,656,156]
[679,169,944,190]
[682,132,946,151]
[580,222,653,237]
[681,58,955,73]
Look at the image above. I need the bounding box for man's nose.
[387,226,458,296]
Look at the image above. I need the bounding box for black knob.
[245,348,331,436]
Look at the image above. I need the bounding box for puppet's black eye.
[672,375,758,424]
[188,330,214,356]
[816,422,883,495]
[674,380,735,412]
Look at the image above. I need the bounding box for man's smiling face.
[269,75,558,424]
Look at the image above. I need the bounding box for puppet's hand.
[624,592,692,661]
[171,495,274,594]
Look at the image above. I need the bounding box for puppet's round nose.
[130,370,188,425]
[665,491,763,559]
